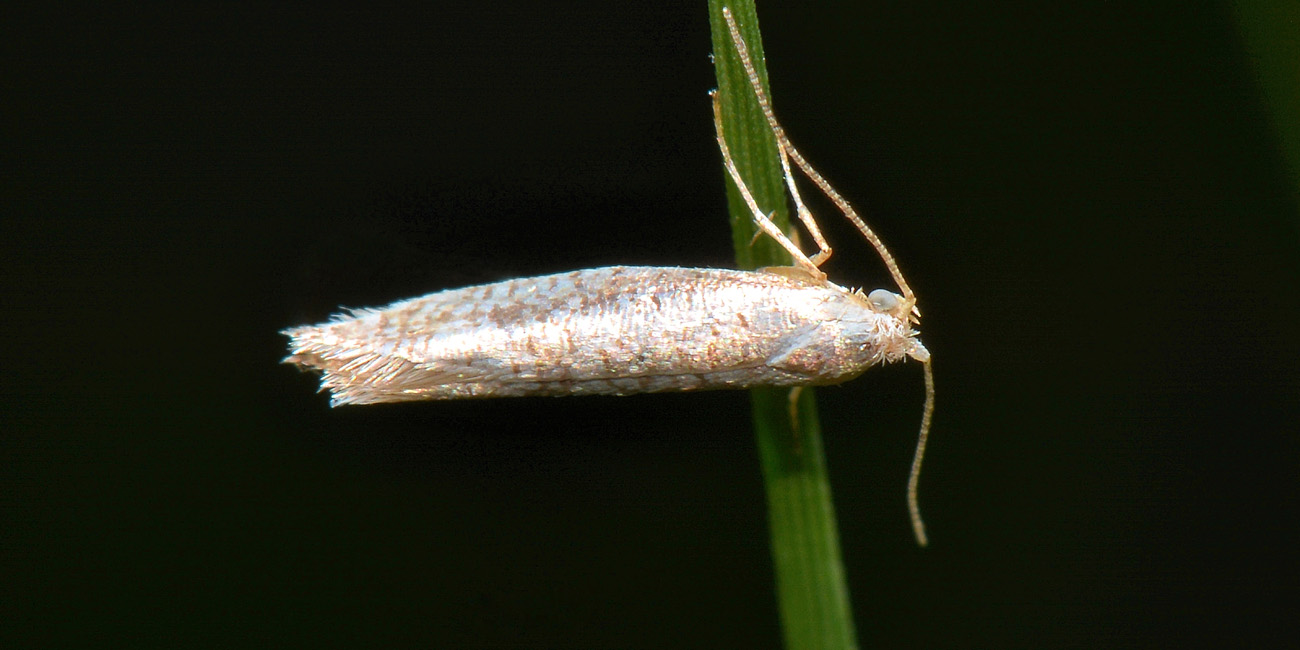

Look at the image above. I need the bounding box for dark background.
[6,2,1299,648]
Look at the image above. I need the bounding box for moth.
[283,7,935,545]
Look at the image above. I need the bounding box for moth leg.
[776,136,832,268]
[787,385,803,431]
[721,7,915,309]
[788,385,804,455]
[711,90,825,281]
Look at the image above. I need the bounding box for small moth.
[283,7,935,546]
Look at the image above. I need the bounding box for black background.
[6,2,1299,648]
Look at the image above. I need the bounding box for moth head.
[866,288,899,313]
[866,288,921,324]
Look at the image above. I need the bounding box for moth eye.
[867,289,900,313]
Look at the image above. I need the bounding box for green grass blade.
[1233,1,1300,222]
[706,2,859,649]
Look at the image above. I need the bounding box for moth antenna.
[907,359,935,547]
[722,5,935,547]
[722,7,916,308]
